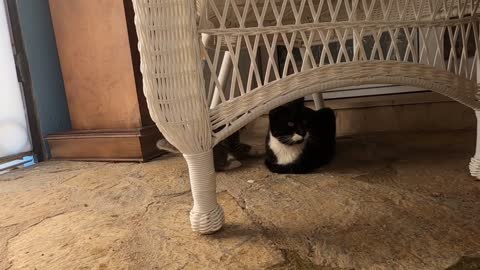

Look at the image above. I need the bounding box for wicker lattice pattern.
[198,0,480,142]
[133,0,480,234]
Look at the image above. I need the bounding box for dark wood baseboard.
[46,125,165,162]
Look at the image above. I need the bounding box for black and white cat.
[265,99,336,174]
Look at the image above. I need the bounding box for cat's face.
[269,99,309,145]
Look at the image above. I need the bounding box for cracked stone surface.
[1,131,480,269]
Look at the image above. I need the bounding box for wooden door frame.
[4,0,45,161]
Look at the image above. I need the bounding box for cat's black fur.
[265,99,336,174]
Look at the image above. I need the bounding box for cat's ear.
[269,105,285,115]
[293,98,305,104]
[269,105,287,122]
[288,98,305,108]
[269,108,281,121]
[303,107,316,123]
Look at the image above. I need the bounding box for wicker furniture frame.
[132,0,480,234]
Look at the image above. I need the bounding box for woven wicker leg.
[299,47,325,110]
[210,52,232,109]
[470,111,480,180]
[312,93,325,110]
[184,150,224,234]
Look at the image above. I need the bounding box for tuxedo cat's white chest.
[268,133,305,165]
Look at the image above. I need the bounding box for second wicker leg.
[469,110,480,180]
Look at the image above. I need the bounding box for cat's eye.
[287,122,294,127]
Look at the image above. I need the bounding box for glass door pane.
[0,1,32,159]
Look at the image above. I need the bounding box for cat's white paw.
[222,154,242,171]
[224,160,242,170]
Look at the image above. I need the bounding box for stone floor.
[1,131,480,270]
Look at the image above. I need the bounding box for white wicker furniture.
[132,0,480,234]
